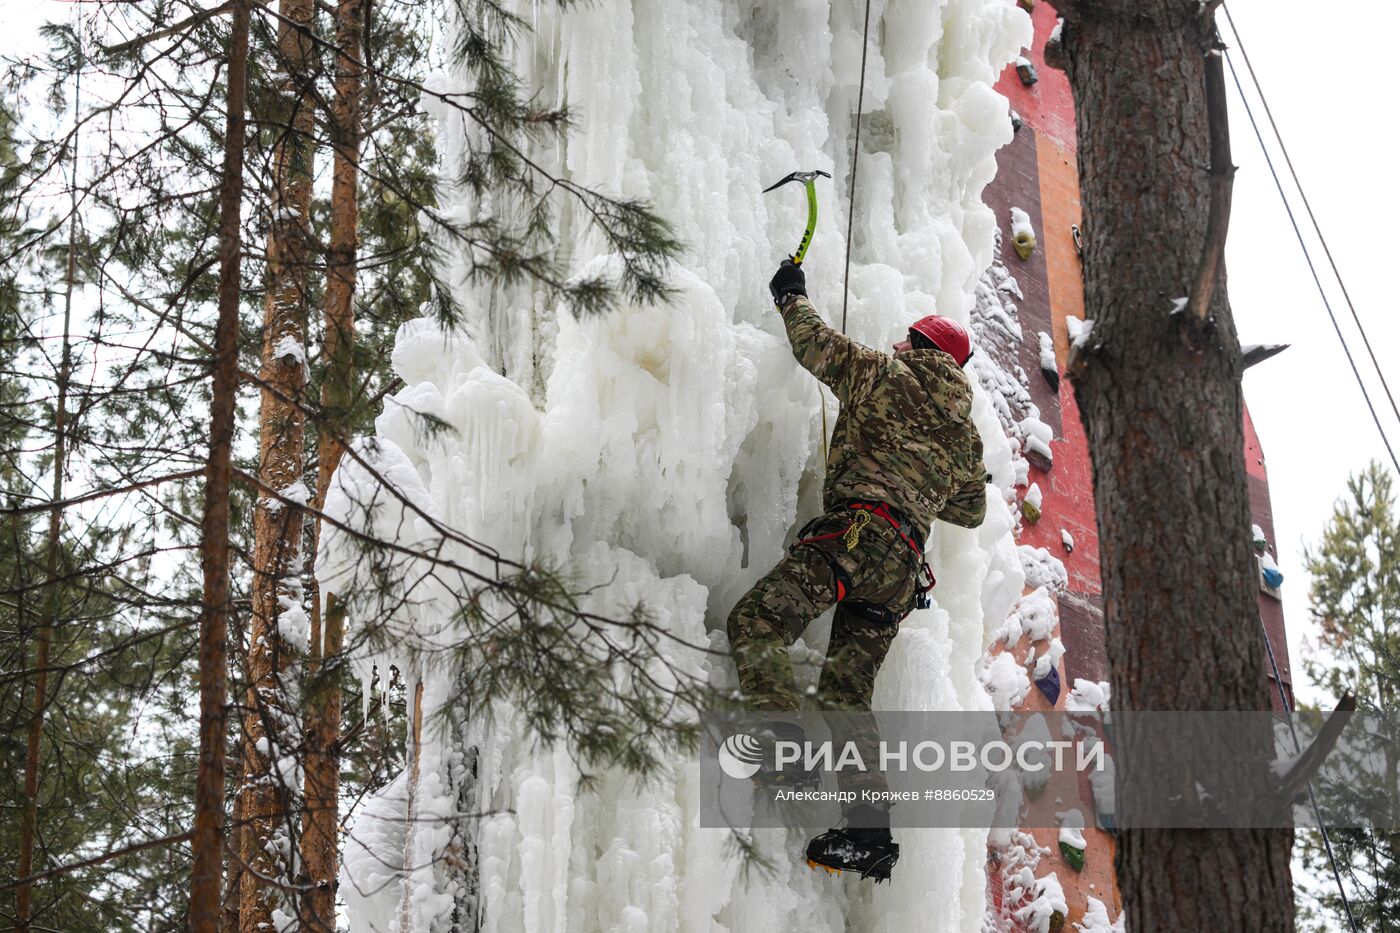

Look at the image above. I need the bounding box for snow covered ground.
[322,1,1039,930]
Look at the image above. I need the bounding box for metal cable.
[1257,613,1361,933]
[1222,45,1400,476]
[1224,5,1400,437]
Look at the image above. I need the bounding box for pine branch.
[0,830,194,891]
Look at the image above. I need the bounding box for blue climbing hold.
[1036,666,1061,705]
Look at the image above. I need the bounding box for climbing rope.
[840,0,874,336]
[1221,17,1399,477]
[1257,613,1361,933]
[1224,4,1400,450]
[820,0,874,463]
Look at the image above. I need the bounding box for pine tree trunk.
[1048,1,1295,928]
[15,59,81,933]
[190,5,250,931]
[301,0,361,925]
[239,0,316,925]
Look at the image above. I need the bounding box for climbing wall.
[977,2,1292,929]
[977,7,1116,928]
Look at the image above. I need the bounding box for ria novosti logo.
[717,733,765,780]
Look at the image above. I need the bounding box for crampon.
[804,826,899,883]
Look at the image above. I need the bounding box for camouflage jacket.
[779,295,987,538]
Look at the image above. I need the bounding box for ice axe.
[762,169,831,265]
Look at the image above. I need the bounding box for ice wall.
[327,1,1034,930]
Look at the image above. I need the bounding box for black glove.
[768,259,807,306]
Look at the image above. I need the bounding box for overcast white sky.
[1220,2,1398,702]
[3,1,1393,703]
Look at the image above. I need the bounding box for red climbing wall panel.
[1245,407,1294,711]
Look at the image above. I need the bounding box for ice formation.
[323,1,1038,930]
[993,585,1057,646]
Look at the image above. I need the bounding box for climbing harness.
[789,499,936,625]
[843,499,936,611]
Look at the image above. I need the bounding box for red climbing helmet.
[908,315,972,367]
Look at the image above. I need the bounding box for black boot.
[805,805,899,882]
[750,720,820,789]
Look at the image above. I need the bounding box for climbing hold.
[1016,56,1039,87]
[1059,840,1085,872]
[1010,207,1037,260]
[1013,229,1036,260]
[1021,482,1044,525]
[1017,0,1034,11]
[1039,332,1059,393]
[1059,809,1087,871]
[1023,774,1047,801]
[1024,443,1052,474]
[1049,909,1066,931]
[1036,666,1061,705]
[1021,498,1042,524]
[1252,526,1284,589]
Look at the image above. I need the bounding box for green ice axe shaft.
[762,169,831,265]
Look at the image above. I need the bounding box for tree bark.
[239,0,316,925]
[1047,1,1294,929]
[301,0,361,926]
[397,681,426,933]
[16,52,81,933]
[190,4,250,931]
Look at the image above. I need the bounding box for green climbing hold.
[1049,909,1066,931]
[1021,499,1042,524]
[1059,841,1085,872]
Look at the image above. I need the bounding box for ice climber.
[726,259,988,882]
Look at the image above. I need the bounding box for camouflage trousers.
[726,507,922,799]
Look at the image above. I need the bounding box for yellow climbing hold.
[1013,230,1037,260]
[1020,498,1042,524]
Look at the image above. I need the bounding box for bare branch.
[0,469,203,517]
[1189,39,1235,322]
[0,831,194,892]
